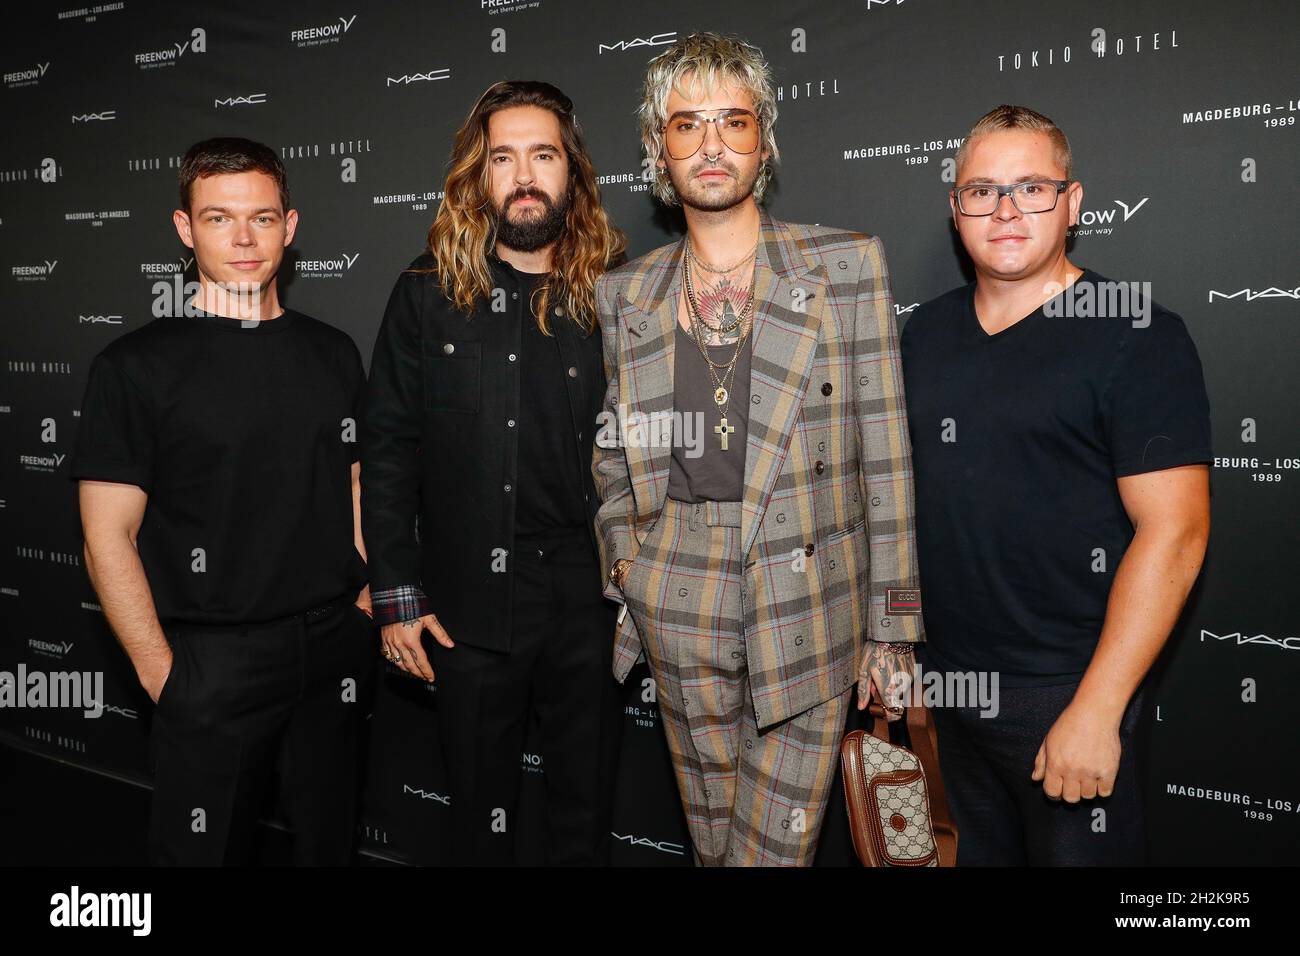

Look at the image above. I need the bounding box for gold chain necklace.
[686,236,758,274]
[682,254,754,451]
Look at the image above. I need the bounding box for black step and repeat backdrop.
[2,0,1297,865]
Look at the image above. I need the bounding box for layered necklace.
[682,235,757,451]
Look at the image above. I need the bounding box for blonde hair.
[954,104,1073,179]
[419,80,626,336]
[637,32,779,206]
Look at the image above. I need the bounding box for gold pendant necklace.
[682,256,754,451]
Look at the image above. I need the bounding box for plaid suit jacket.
[592,208,923,729]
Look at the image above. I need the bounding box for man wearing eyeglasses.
[900,105,1212,865]
[592,32,923,866]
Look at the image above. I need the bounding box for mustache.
[690,160,738,177]
[504,187,553,208]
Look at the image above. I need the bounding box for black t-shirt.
[511,265,589,539]
[70,307,368,627]
[900,269,1212,685]
[666,323,751,503]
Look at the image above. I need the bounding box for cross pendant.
[714,416,735,450]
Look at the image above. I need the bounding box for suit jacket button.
[821,382,832,395]
[567,366,578,377]
[814,460,825,475]
[442,342,454,354]
[804,543,814,556]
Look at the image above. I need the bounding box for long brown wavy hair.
[419,80,626,336]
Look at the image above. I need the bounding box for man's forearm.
[1072,522,1209,722]
[83,537,171,681]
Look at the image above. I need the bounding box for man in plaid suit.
[592,32,923,866]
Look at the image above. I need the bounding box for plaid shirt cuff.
[370,585,433,627]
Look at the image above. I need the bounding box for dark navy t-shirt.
[900,269,1212,686]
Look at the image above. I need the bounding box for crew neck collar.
[185,307,297,333]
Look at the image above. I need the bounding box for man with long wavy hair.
[362,80,626,865]
[592,33,923,866]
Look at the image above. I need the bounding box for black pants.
[148,598,377,865]
[428,531,622,866]
[928,676,1149,866]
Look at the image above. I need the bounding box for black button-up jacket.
[361,251,606,652]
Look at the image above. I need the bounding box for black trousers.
[927,673,1149,866]
[148,598,377,866]
[428,530,622,866]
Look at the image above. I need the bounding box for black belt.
[253,592,354,630]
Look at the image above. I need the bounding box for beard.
[671,158,760,212]
[493,185,571,252]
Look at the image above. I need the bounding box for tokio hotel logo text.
[5,62,49,89]
[215,93,266,108]
[387,69,450,86]
[1200,630,1300,652]
[296,253,359,279]
[291,15,356,46]
[599,32,677,54]
[135,28,207,69]
[998,28,1177,71]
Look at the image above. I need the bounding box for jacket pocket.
[424,340,481,413]
[825,516,866,544]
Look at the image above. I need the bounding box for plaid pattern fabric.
[592,209,923,730]
[370,584,433,627]
[621,498,850,866]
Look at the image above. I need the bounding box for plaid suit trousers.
[621,497,850,866]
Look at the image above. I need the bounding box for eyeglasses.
[953,179,1072,216]
[661,108,761,161]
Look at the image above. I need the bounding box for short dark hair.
[954,104,1073,179]
[178,137,290,213]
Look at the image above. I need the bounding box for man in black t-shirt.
[71,138,376,866]
[900,106,1211,865]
